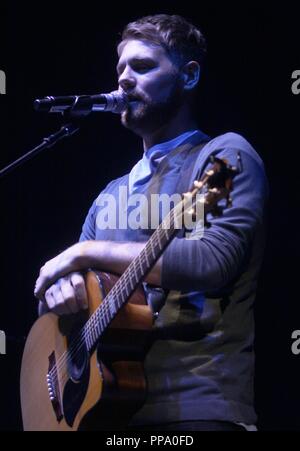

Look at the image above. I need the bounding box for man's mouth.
[123,95,145,113]
[127,94,143,102]
[127,98,143,110]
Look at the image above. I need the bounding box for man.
[34,14,268,430]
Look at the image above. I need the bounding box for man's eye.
[135,64,153,73]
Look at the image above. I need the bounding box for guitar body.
[20,270,153,431]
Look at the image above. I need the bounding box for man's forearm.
[82,240,162,287]
[35,239,163,300]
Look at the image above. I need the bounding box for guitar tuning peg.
[187,207,195,216]
[194,180,203,189]
[196,197,205,205]
[185,207,196,222]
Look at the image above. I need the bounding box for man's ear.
[181,61,200,90]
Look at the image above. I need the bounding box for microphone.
[34,90,128,116]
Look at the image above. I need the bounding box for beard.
[120,77,184,136]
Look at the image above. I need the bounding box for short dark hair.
[119,14,207,68]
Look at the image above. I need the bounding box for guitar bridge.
[47,351,63,422]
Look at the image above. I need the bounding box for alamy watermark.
[291,70,300,95]
[0,70,6,94]
[291,330,300,355]
[0,330,6,355]
[95,186,205,240]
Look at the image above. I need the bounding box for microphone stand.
[0,92,125,178]
[0,121,80,179]
[0,95,96,179]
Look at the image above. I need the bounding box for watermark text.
[291,330,300,355]
[0,70,6,94]
[0,330,6,355]
[95,186,205,240]
[291,70,300,95]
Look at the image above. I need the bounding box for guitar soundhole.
[63,364,90,427]
[60,317,91,427]
[67,328,88,382]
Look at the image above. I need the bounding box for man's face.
[117,39,184,135]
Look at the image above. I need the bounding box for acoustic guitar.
[20,155,241,430]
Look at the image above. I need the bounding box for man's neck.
[142,107,198,151]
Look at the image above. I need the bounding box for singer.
[32,14,268,431]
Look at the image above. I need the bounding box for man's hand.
[34,241,92,301]
[34,239,162,310]
[41,272,88,316]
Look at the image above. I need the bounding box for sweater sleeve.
[161,145,268,292]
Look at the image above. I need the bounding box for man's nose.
[118,68,136,92]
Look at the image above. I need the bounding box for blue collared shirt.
[128,130,208,194]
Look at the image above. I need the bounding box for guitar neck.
[83,201,181,352]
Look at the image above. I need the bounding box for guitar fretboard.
[82,202,182,352]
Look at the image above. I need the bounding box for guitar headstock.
[183,152,242,228]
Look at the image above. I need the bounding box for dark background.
[0,2,299,430]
